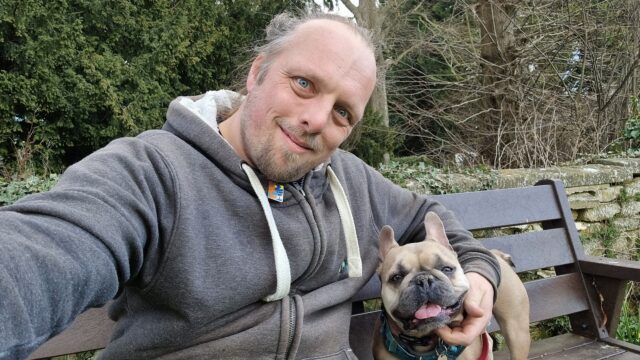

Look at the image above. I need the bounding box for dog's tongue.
[414,303,442,319]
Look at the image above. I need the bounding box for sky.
[315,0,356,17]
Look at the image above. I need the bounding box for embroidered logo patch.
[267,182,284,203]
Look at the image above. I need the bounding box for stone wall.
[432,158,640,260]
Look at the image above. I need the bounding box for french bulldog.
[373,212,530,360]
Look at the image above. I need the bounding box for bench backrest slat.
[482,228,576,272]
[27,307,114,359]
[431,184,562,231]
[526,273,590,324]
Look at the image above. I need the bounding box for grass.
[616,283,640,345]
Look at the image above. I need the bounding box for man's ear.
[247,54,265,92]
[424,212,451,249]
[378,225,399,263]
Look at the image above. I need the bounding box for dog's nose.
[413,273,435,288]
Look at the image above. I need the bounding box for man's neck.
[218,106,250,165]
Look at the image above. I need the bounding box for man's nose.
[299,97,333,133]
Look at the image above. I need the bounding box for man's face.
[240,20,377,182]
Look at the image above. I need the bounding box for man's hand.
[435,272,494,346]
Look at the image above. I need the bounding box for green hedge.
[0,174,59,206]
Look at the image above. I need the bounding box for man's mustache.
[276,119,324,152]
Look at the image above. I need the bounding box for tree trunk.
[476,0,518,167]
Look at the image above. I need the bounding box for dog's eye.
[441,266,455,274]
[390,274,404,283]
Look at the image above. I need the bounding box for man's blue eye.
[296,78,310,88]
[336,108,349,119]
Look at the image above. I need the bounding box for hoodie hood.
[176,90,243,133]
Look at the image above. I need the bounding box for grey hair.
[253,12,376,84]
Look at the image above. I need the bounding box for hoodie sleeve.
[0,135,176,359]
[353,155,501,294]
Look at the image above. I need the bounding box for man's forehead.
[290,19,374,61]
[295,19,365,42]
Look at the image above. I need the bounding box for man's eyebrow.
[299,70,326,88]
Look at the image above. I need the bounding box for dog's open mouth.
[411,295,464,325]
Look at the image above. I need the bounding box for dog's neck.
[380,312,466,360]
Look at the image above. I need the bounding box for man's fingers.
[435,311,488,345]
[434,325,455,342]
[435,323,477,346]
[464,300,484,318]
[435,273,494,346]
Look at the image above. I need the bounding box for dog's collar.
[478,331,491,360]
[380,312,465,360]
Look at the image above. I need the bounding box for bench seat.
[494,333,640,360]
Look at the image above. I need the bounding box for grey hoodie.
[0,91,500,359]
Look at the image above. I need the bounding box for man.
[0,12,499,359]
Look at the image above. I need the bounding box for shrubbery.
[0,0,305,173]
[0,174,58,206]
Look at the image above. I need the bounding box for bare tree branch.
[600,48,640,112]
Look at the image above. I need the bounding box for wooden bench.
[349,179,640,359]
[30,180,640,359]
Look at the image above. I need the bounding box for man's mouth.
[281,126,313,153]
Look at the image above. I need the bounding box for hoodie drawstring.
[242,163,291,302]
[326,166,362,278]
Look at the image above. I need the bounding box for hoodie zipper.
[285,296,297,359]
[292,179,305,197]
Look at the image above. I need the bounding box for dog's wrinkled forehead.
[381,241,458,277]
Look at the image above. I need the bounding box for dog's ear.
[378,225,399,262]
[424,212,451,248]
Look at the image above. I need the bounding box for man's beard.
[241,113,325,183]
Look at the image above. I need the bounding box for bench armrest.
[579,256,640,282]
